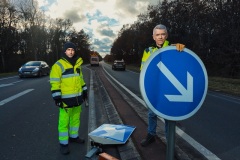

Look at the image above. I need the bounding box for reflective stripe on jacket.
[50,57,87,107]
[140,40,169,70]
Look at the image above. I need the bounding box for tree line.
[0,0,98,73]
[1,0,240,78]
[107,0,240,78]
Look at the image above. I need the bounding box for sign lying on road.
[140,46,208,121]
[88,124,136,145]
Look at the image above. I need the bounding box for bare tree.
[0,0,20,72]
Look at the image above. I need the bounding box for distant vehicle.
[112,60,126,71]
[18,61,50,78]
[90,56,99,66]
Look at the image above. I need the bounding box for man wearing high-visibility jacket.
[50,42,88,155]
[140,24,185,147]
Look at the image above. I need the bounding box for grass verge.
[208,77,240,96]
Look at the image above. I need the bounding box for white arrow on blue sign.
[88,124,136,145]
[140,46,208,121]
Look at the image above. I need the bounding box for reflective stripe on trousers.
[58,106,82,145]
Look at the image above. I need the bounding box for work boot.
[69,137,85,144]
[140,133,155,147]
[60,144,70,155]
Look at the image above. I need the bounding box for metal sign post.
[166,121,176,160]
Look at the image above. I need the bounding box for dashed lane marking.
[0,89,34,106]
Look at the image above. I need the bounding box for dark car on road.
[18,61,50,78]
[112,60,126,71]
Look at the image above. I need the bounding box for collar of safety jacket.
[152,40,169,49]
[61,56,83,67]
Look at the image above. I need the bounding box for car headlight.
[18,68,22,72]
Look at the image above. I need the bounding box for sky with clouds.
[38,0,160,57]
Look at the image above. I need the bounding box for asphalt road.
[0,68,91,160]
[101,61,240,160]
[1,62,240,160]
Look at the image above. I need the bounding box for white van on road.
[90,56,99,66]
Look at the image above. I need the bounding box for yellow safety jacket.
[50,57,87,107]
[140,40,169,70]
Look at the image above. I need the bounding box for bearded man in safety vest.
[50,42,88,155]
[140,24,185,147]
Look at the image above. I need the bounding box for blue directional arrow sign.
[88,124,136,145]
[140,46,208,121]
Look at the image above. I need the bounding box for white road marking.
[0,89,34,106]
[0,76,18,81]
[0,80,23,88]
[208,92,240,104]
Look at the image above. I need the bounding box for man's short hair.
[153,24,168,35]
